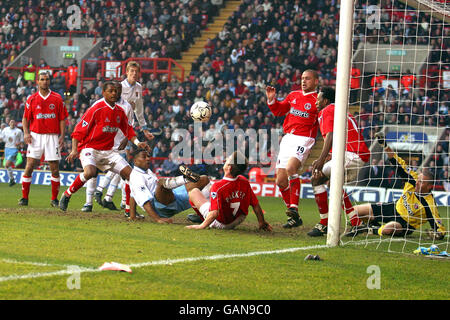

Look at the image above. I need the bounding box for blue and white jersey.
[129,166,158,209]
[1,126,23,148]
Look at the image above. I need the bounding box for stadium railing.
[41,30,100,46]
[80,57,185,88]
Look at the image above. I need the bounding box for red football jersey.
[209,175,259,225]
[24,90,68,134]
[318,104,370,162]
[72,98,136,151]
[267,90,318,138]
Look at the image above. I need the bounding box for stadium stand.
[0,0,448,187]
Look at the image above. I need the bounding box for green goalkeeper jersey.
[390,153,445,234]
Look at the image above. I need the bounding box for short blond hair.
[126,61,140,72]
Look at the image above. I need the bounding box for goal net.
[337,0,449,255]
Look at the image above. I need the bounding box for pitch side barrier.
[0,169,449,206]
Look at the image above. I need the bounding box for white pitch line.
[0,241,370,283]
[0,258,71,268]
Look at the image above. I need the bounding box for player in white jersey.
[129,148,210,222]
[82,81,135,212]
[1,119,24,186]
[120,61,153,141]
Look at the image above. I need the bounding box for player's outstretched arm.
[375,132,395,158]
[253,203,272,232]
[265,86,290,116]
[186,210,218,230]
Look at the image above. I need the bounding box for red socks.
[343,191,361,226]
[125,183,131,213]
[65,173,87,197]
[280,186,290,208]
[288,174,301,208]
[21,175,32,199]
[313,185,329,226]
[51,175,60,201]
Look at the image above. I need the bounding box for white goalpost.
[328,0,449,254]
[327,0,355,247]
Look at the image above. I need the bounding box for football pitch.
[0,184,448,300]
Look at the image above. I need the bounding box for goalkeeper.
[347,132,446,240]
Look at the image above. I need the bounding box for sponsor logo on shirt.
[102,126,119,133]
[289,108,309,118]
[36,113,56,119]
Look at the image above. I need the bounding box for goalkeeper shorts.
[370,202,415,235]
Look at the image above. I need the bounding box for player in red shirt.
[58,81,150,212]
[265,69,319,228]
[308,87,370,237]
[186,152,272,231]
[19,72,68,207]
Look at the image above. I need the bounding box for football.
[190,101,212,122]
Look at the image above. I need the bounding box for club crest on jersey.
[49,104,55,110]
[414,203,419,210]
[304,103,312,110]
[211,192,217,199]
[82,120,88,127]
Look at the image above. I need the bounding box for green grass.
[0,184,448,300]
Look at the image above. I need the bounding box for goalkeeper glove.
[426,230,444,240]
[374,132,387,148]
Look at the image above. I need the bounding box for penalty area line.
[0,241,369,283]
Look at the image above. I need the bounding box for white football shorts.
[198,202,247,229]
[27,132,61,161]
[322,151,366,181]
[276,133,315,169]
[80,148,130,174]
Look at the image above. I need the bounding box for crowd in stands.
[0,0,448,188]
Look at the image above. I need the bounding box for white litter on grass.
[99,262,132,273]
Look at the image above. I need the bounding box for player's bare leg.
[19,157,39,206]
[185,176,210,223]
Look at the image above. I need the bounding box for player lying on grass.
[185,151,272,231]
[128,148,210,223]
[59,81,151,212]
[346,132,446,239]
[308,87,370,237]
